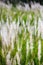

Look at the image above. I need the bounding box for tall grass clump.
[0,3,43,65]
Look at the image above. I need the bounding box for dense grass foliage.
[0,5,43,65]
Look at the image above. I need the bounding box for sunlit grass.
[0,4,43,65]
